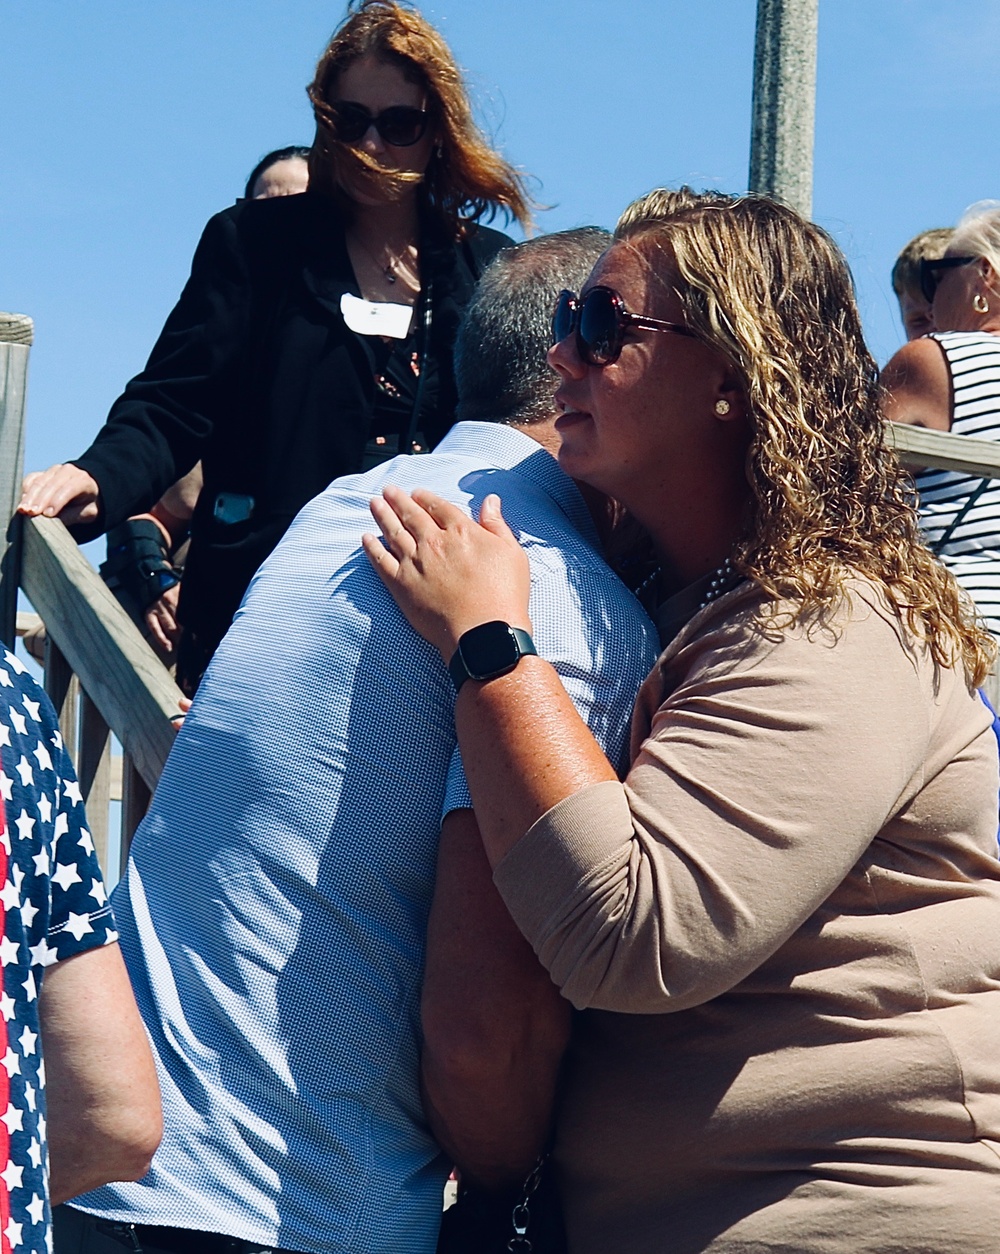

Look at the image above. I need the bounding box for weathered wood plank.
[78,691,112,875]
[121,756,151,871]
[886,422,1000,480]
[15,611,42,636]
[0,320,32,647]
[43,636,79,765]
[20,515,182,790]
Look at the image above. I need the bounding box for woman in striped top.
[884,200,1000,636]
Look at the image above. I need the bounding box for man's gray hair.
[455,227,612,426]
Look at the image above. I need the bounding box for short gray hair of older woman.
[455,227,611,426]
[948,200,1000,271]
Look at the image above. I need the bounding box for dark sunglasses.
[330,101,430,148]
[919,255,977,304]
[552,287,697,367]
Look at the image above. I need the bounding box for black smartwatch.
[448,621,538,693]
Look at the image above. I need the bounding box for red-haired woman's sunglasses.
[331,102,430,148]
[552,287,696,367]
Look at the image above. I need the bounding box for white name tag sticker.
[340,293,413,339]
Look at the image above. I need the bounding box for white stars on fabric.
[0,1160,24,1191]
[1,1104,24,1135]
[30,744,51,773]
[51,862,82,893]
[27,938,57,969]
[19,697,41,723]
[62,913,93,942]
[2,655,119,1254]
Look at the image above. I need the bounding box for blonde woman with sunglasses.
[366,197,1000,1253]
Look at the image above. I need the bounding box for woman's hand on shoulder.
[18,463,101,525]
[881,337,951,430]
[363,487,531,660]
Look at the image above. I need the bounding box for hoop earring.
[973,292,990,314]
[714,399,731,416]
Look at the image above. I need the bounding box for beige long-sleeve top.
[493,578,1000,1254]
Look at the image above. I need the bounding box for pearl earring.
[714,399,731,416]
[974,293,990,314]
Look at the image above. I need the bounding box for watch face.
[459,620,520,681]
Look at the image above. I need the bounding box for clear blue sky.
[3,0,1000,476]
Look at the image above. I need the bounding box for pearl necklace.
[634,557,740,608]
[698,557,738,609]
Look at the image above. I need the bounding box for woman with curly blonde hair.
[20,0,528,692]
[365,196,1000,1252]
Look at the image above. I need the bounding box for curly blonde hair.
[306,0,532,234]
[620,196,995,687]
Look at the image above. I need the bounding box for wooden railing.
[12,514,184,873]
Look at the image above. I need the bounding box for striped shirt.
[77,422,660,1254]
[915,330,1000,636]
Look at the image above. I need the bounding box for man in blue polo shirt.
[60,229,659,1254]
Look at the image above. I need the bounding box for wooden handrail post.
[0,313,33,648]
[78,691,112,874]
[43,635,79,764]
[121,756,151,872]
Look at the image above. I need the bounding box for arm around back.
[421,808,570,1189]
[40,940,162,1205]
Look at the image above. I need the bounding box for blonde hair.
[615,185,735,237]
[620,197,995,687]
[306,0,532,234]
[890,226,953,297]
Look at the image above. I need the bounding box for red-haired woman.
[20,0,529,692]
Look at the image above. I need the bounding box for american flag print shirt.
[0,649,117,1254]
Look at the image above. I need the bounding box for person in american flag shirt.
[0,647,161,1254]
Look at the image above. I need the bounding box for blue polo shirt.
[78,422,659,1254]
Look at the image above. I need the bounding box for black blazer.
[73,192,512,680]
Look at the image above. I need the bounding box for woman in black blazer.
[20,0,527,692]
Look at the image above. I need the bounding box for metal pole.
[0,313,33,647]
[748,0,818,219]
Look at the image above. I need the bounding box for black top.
[71,191,512,685]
